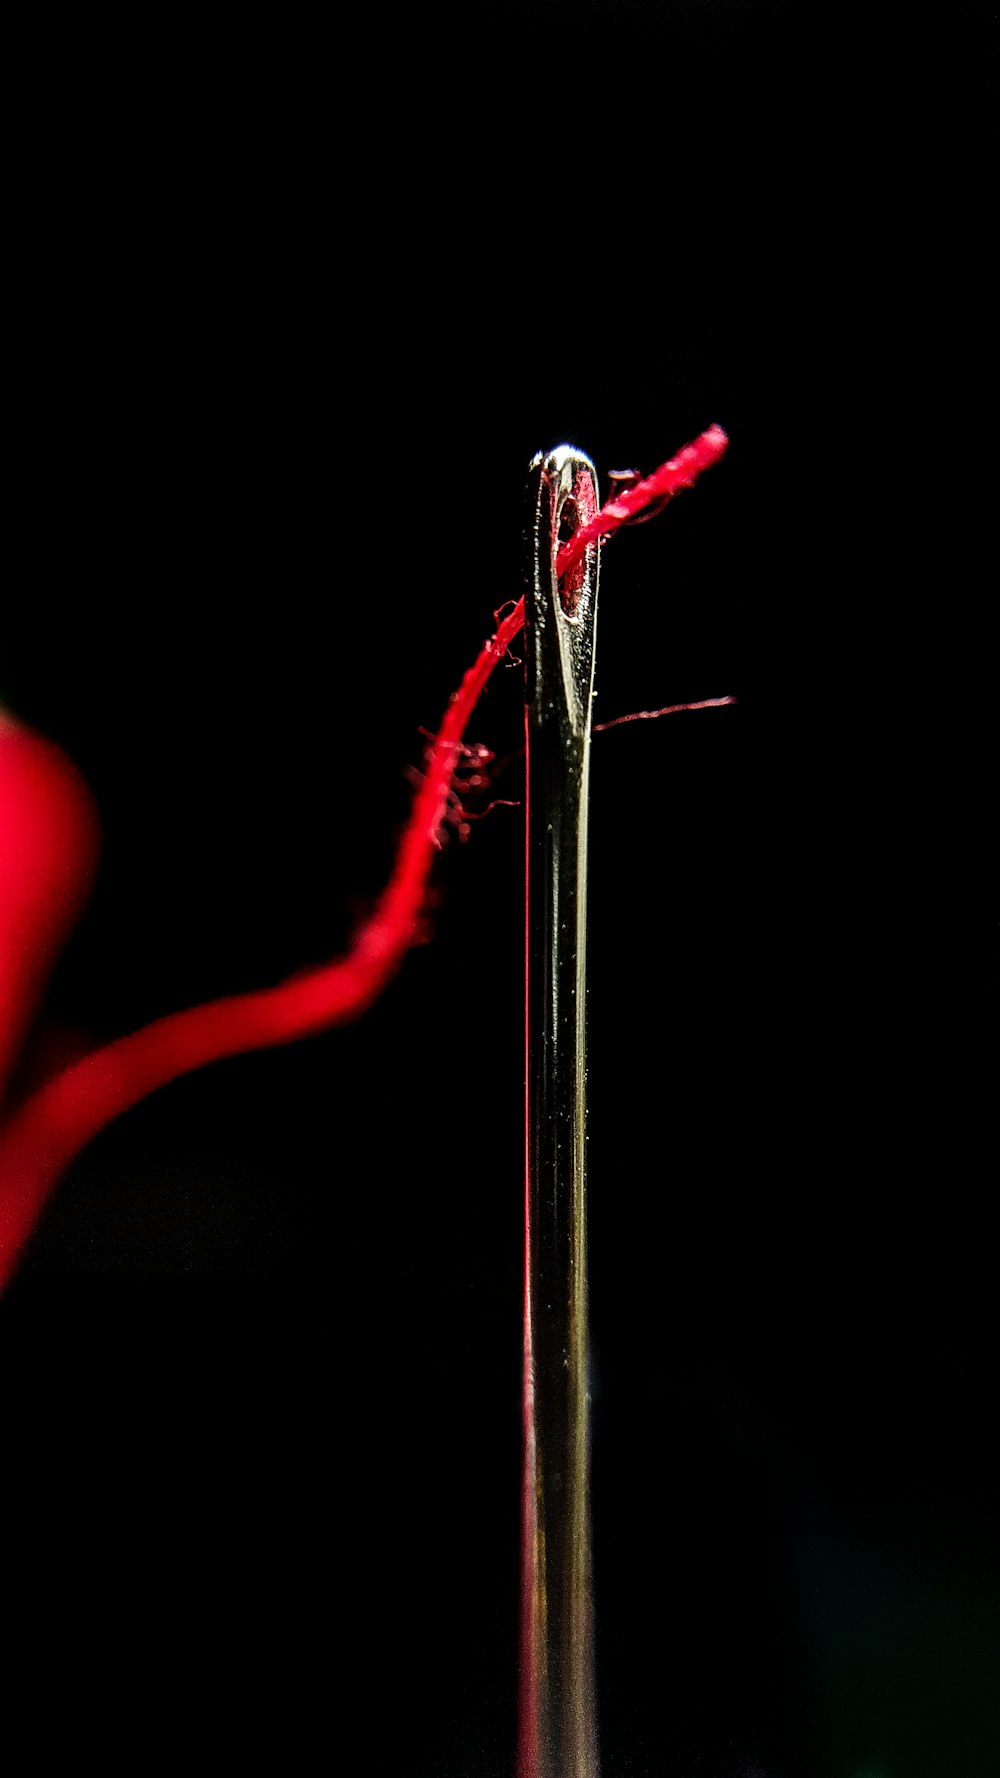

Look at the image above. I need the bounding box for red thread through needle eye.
[0,424,729,1289]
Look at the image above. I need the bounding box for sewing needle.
[519,445,601,1778]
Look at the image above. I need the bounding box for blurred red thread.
[0,425,729,1288]
[0,717,101,1107]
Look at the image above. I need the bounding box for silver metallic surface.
[519,445,600,1778]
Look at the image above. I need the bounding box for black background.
[2,5,995,1774]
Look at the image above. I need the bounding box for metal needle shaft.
[519,445,601,1778]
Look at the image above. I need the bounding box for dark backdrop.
[3,5,995,1774]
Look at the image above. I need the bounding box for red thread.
[0,425,728,1288]
[0,716,101,1106]
[554,423,728,581]
[594,695,737,732]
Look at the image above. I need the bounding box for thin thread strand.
[594,695,737,732]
